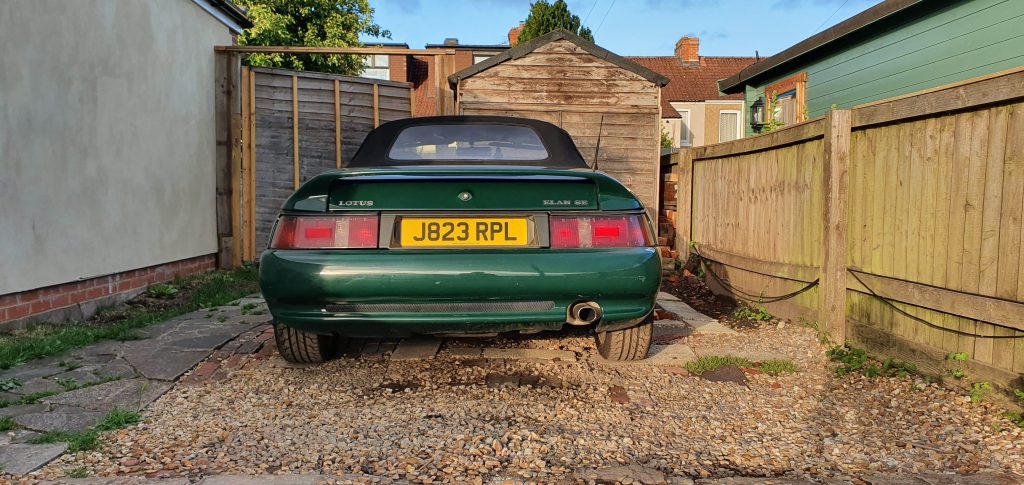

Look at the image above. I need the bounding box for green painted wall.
[743,0,1024,136]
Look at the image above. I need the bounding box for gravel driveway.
[34,320,1023,484]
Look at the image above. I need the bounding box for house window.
[772,90,799,127]
[719,110,740,142]
[362,54,390,80]
[473,54,493,64]
[678,110,691,146]
[764,72,807,127]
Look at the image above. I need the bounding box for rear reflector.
[550,214,651,249]
[270,215,379,249]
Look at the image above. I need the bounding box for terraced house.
[628,37,756,148]
[719,0,1024,135]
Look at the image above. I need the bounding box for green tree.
[516,0,594,45]
[236,0,390,75]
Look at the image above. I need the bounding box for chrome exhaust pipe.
[568,301,602,325]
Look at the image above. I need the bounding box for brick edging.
[0,255,217,330]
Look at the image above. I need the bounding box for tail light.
[270,215,379,249]
[550,214,651,248]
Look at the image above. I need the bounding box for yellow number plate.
[399,218,530,247]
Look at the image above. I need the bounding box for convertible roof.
[347,115,590,169]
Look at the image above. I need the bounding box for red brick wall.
[410,55,436,117]
[389,54,407,84]
[0,254,216,324]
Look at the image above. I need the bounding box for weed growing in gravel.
[0,416,15,431]
[970,382,992,403]
[758,360,798,375]
[732,305,773,322]
[1013,389,1024,404]
[948,369,966,379]
[946,352,968,380]
[0,378,21,392]
[1005,411,1024,428]
[29,408,141,452]
[827,346,915,378]
[0,265,258,369]
[145,283,179,299]
[65,467,90,479]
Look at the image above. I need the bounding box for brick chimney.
[675,36,699,63]
[508,22,525,46]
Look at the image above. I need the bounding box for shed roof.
[447,29,669,88]
[718,0,925,93]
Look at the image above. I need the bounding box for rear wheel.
[596,315,653,361]
[274,324,335,363]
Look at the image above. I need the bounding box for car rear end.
[260,116,662,362]
[260,166,661,337]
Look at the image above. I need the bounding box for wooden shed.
[448,30,669,217]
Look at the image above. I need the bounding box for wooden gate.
[232,68,412,262]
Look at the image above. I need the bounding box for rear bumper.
[259,248,661,337]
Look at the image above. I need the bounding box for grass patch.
[685,355,799,376]
[28,407,141,452]
[30,430,100,452]
[0,416,15,431]
[685,355,752,374]
[94,408,140,431]
[758,359,798,375]
[0,266,258,370]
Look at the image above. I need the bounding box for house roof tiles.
[626,56,756,117]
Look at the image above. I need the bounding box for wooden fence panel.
[244,68,411,254]
[689,135,825,322]
[677,67,1024,386]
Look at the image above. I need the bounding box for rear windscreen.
[387,124,549,162]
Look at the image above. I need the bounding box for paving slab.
[15,406,104,432]
[390,338,442,360]
[444,347,484,358]
[0,364,66,384]
[693,348,789,363]
[38,478,190,485]
[43,378,172,413]
[653,319,692,342]
[645,344,698,366]
[0,403,48,419]
[9,377,64,396]
[0,443,68,475]
[657,291,681,301]
[481,347,577,362]
[656,300,736,335]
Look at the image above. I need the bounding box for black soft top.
[347,115,589,169]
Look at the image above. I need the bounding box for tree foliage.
[236,0,390,75]
[516,0,594,45]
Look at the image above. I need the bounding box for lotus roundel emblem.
[458,191,473,202]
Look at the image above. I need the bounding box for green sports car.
[260,116,661,363]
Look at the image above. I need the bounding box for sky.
[359,0,880,58]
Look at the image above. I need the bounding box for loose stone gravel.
[31,326,1024,483]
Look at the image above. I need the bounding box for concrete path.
[0,298,270,475]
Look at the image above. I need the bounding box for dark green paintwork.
[260,165,660,337]
[287,166,643,212]
[739,0,1024,135]
[260,248,660,336]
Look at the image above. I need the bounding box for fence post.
[674,149,694,256]
[820,110,852,345]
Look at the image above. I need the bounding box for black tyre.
[274,324,335,363]
[596,315,653,361]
